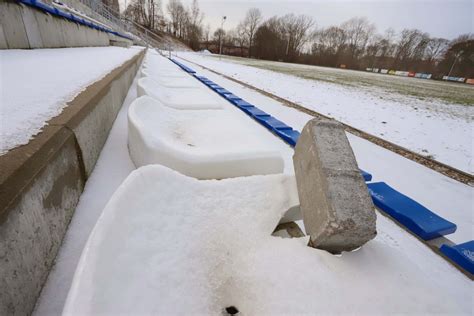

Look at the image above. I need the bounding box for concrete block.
[0,2,30,48]
[293,118,377,253]
[20,3,44,48]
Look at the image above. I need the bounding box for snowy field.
[0,46,144,155]
[178,52,474,174]
[34,52,473,315]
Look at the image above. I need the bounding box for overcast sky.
[121,0,473,39]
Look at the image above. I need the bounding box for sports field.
[180,52,474,173]
[211,55,474,106]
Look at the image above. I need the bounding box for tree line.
[122,1,473,78]
[215,9,473,78]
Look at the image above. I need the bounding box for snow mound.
[137,77,224,110]
[200,49,212,55]
[63,165,465,315]
[127,96,284,179]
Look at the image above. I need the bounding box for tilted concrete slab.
[128,96,284,179]
[293,118,377,253]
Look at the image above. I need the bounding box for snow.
[137,77,225,109]
[128,95,286,179]
[33,64,141,316]
[63,165,470,315]
[0,46,144,155]
[34,51,473,315]
[178,53,474,174]
[175,58,473,246]
[141,72,202,88]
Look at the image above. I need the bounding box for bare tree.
[203,23,210,48]
[425,37,449,63]
[213,28,226,44]
[236,22,249,56]
[393,28,429,68]
[341,17,375,64]
[281,14,315,59]
[166,0,182,36]
[241,8,262,57]
[124,0,163,31]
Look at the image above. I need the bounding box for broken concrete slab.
[293,118,377,253]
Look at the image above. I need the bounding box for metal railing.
[62,0,166,48]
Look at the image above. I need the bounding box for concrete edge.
[0,47,146,315]
[0,48,146,220]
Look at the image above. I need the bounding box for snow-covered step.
[63,165,466,315]
[140,67,187,79]
[141,72,202,88]
[63,165,299,315]
[137,78,225,110]
[128,96,284,179]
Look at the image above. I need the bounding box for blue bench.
[214,88,232,95]
[223,94,241,101]
[231,99,253,107]
[255,116,292,131]
[169,59,196,73]
[360,170,372,181]
[367,182,456,240]
[440,241,474,275]
[274,129,300,147]
[247,107,270,117]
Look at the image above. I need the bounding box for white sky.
[120,0,473,39]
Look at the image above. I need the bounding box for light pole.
[447,50,463,78]
[219,16,227,59]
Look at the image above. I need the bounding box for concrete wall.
[0,49,145,316]
[0,1,130,49]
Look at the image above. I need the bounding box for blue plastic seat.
[231,99,253,107]
[367,182,457,240]
[274,129,300,147]
[440,241,474,275]
[255,116,292,131]
[215,88,232,95]
[360,169,372,181]
[224,94,241,101]
[247,107,270,117]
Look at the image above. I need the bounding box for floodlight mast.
[219,16,227,59]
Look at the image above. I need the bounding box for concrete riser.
[0,2,130,49]
[0,51,145,315]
